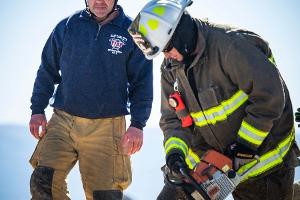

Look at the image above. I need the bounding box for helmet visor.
[128,14,159,59]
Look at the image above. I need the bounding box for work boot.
[30,166,54,200]
[93,190,123,200]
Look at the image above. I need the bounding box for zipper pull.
[174,78,179,92]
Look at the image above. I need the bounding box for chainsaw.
[167,150,259,200]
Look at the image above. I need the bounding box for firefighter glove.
[229,143,257,170]
[167,154,188,174]
[296,108,300,127]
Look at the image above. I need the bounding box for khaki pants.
[30,109,132,200]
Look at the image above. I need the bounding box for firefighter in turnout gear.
[129,0,299,199]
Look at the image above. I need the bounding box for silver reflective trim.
[193,115,205,123]
[186,155,198,169]
[206,109,226,121]
[192,91,248,125]
[237,128,294,182]
[238,153,279,181]
[239,126,264,142]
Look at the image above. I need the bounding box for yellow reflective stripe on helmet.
[152,6,166,16]
[237,127,295,182]
[164,137,188,156]
[139,25,148,36]
[191,90,248,127]
[238,121,269,147]
[185,149,201,169]
[268,54,277,66]
[147,19,159,30]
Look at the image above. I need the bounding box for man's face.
[163,48,183,62]
[87,0,115,20]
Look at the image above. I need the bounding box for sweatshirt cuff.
[130,120,144,131]
[31,109,45,115]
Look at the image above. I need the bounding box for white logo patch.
[108,34,127,55]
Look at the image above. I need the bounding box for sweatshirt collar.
[80,5,128,29]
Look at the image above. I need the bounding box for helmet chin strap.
[85,0,118,20]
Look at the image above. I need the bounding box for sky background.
[0,0,299,127]
[0,0,299,199]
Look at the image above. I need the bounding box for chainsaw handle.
[179,167,211,200]
[164,172,186,187]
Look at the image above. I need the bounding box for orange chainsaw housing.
[192,150,233,183]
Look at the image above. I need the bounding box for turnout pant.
[29,109,131,200]
[232,165,294,200]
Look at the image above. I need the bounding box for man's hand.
[29,114,47,140]
[121,126,143,155]
[296,108,300,127]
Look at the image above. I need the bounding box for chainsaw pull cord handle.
[179,166,211,200]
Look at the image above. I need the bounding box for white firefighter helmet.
[128,0,193,59]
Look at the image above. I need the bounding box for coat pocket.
[198,87,220,110]
[197,87,228,125]
[113,154,132,190]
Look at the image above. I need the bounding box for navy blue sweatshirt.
[30,6,153,129]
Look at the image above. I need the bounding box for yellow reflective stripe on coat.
[191,90,248,127]
[237,127,295,182]
[185,149,201,169]
[238,120,269,147]
[164,137,188,157]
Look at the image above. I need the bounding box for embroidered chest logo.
[108,34,127,55]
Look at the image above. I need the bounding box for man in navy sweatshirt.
[29,0,153,199]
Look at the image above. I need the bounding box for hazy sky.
[0,0,299,128]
